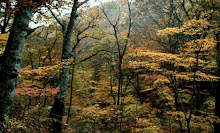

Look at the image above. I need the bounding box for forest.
[0,0,220,132]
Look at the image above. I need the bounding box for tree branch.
[44,4,64,28]
[78,50,107,63]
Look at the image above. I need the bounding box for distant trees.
[100,1,135,132]
[101,0,133,106]
[132,0,220,132]
[66,7,101,125]
[0,0,219,132]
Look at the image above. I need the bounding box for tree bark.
[0,3,32,123]
[49,1,78,132]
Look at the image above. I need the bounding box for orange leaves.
[13,7,19,12]
[157,19,212,36]
[15,87,59,97]
[134,46,148,51]
[181,38,216,54]
[16,81,59,97]
[182,19,212,35]
[20,65,60,80]
[157,19,215,55]
[126,46,218,82]
[18,65,60,98]
[178,89,193,94]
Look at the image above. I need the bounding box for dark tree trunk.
[0,3,32,124]
[195,83,201,116]
[214,28,220,133]
[117,56,123,105]
[171,74,179,110]
[49,1,78,132]
[110,45,116,104]
[66,56,75,125]
[135,74,143,104]
[193,51,200,116]
[49,98,65,132]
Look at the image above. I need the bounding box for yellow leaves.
[78,104,116,122]
[195,71,219,81]
[140,87,156,93]
[19,66,33,77]
[166,110,216,132]
[157,19,213,37]
[128,50,179,68]
[2,118,28,132]
[166,111,185,121]
[153,78,170,86]
[128,61,161,71]
[0,32,9,55]
[175,71,219,81]
[121,11,128,20]
[182,19,212,35]
[20,65,60,80]
[181,38,216,54]
[127,47,217,82]
[157,27,182,36]
[136,118,153,127]
[81,105,100,117]
[0,48,4,56]
[0,32,9,43]
[202,61,217,72]
[175,72,193,81]
[127,50,192,70]
[124,95,139,104]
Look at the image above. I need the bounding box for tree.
[133,0,219,131]
[66,7,101,125]
[100,0,133,106]
[0,0,46,126]
[45,0,90,132]
[127,45,218,133]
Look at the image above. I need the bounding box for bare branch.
[78,49,107,63]
[78,0,90,7]
[122,0,132,56]
[44,3,65,28]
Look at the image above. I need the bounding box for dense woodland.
[0,0,220,132]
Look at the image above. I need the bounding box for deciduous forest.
[0,0,220,132]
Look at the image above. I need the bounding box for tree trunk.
[194,51,200,116]
[117,57,122,105]
[66,53,76,125]
[110,45,116,104]
[0,3,32,124]
[187,119,191,133]
[49,67,69,132]
[136,74,143,104]
[49,1,78,132]
[171,74,179,110]
[214,28,220,133]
